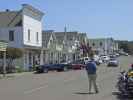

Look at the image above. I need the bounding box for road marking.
[24,84,49,94]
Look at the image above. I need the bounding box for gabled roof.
[42,30,54,48]
[0,4,44,28]
[54,31,78,44]
[0,11,22,27]
[22,4,44,16]
[54,32,65,44]
[65,32,78,41]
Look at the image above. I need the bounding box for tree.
[117,40,133,55]
[6,48,23,67]
[0,48,23,73]
[118,41,130,53]
[127,41,133,54]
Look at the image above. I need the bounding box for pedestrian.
[86,56,99,94]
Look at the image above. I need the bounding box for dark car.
[35,63,70,73]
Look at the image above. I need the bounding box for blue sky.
[1,0,133,41]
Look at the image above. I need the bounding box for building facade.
[0,4,44,70]
[42,30,63,64]
[41,30,88,64]
[88,38,119,55]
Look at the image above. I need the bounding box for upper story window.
[50,40,52,44]
[28,29,30,41]
[9,30,14,41]
[36,32,39,43]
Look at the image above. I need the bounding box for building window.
[50,40,52,44]
[92,42,95,46]
[9,30,14,41]
[36,32,39,43]
[28,29,30,41]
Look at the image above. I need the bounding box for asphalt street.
[0,56,133,100]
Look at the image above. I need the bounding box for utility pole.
[3,51,6,77]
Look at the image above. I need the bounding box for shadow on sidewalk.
[74,92,95,95]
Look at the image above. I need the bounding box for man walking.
[86,56,99,94]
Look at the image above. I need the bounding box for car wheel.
[43,68,48,73]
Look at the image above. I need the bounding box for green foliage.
[6,48,23,59]
[0,47,23,59]
[15,66,24,73]
[0,48,23,73]
[118,40,133,54]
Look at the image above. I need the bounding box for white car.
[98,59,103,64]
[115,53,120,57]
[93,55,103,65]
[107,58,119,67]
[80,57,90,64]
[100,55,110,62]
[124,53,129,56]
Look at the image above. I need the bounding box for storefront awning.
[0,41,8,51]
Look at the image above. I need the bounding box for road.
[0,56,133,100]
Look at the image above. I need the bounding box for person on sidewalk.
[86,56,99,94]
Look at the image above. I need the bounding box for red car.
[71,64,86,70]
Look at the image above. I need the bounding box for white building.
[0,4,44,70]
[42,30,63,64]
[88,38,119,55]
[54,31,88,62]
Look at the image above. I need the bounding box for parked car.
[124,53,129,56]
[119,52,129,56]
[109,54,116,59]
[95,58,103,65]
[115,53,120,57]
[100,55,110,63]
[71,63,86,70]
[80,57,90,64]
[107,58,119,67]
[70,60,86,70]
[35,63,70,73]
[93,55,103,65]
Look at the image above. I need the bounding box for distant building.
[0,4,44,70]
[88,38,119,55]
[42,30,63,64]
[42,30,88,63]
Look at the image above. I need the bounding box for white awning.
[0,41,8,51]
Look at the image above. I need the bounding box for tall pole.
[3,51,6,77]
[64,26,67,62]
